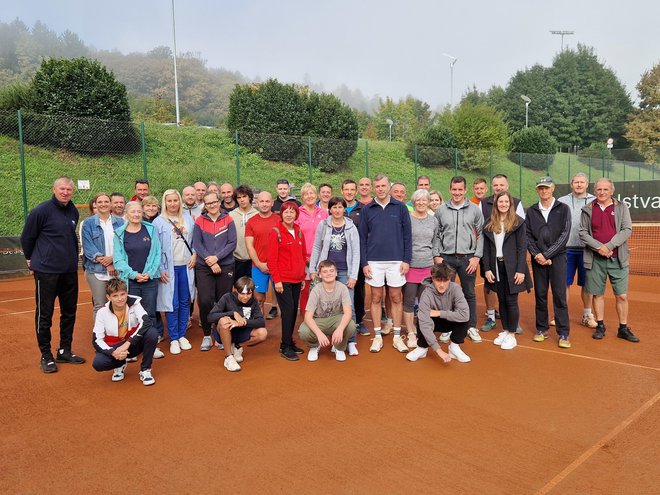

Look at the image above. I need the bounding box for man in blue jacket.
[20,177,86,373]
[359,173,412,353]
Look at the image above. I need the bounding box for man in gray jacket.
[558,172,597,328]
[434,176,484,343]
[579,178,638,342]
[405,263,471,363]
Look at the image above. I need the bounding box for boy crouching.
[92,278,158,385]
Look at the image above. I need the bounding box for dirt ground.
[1,272,658,494]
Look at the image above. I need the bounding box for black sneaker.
[617,326,640,343]
[592,326,606,340]
[290,342,304,354]
[266,307,278,320]
[280,346,300,361]
[55,349,86,364]
[41,355,58,374]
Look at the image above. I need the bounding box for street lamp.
[443,53,458,107]
[386,118,393,142]
[171,0,181,126]
[521,95,531,128]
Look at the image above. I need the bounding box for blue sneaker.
[357,322,370,336]
[480,318,497,331]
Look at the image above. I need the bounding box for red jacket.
[267,221,306,284]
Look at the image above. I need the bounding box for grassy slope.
[1,123,657,236]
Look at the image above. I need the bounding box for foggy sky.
[4,0,659,108]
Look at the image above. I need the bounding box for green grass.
[1,123,658,236]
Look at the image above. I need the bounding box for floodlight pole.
[171,0,181,126]
[521,95,531,128]
[550,30,575,51]
[443,53,458,107]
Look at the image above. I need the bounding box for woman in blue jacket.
[113,201,162,328]
[81,192,123,317]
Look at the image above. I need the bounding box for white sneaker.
[335,350,347,362]
[347,342,359,356]
[224,355,241,372]
[231,344,244,363]
[370,335,383,353]
[407,332,418,349]
[448,342,471,363]
[112,363,127,382]
[126,356,138,362]
[467,327,482,343]
[170,340,181,355]
[178,337,192,350]
[500,333,517,350]
[307,346,319,362]
[157,335,165,343]
[392,335,409,353]
[200,335,213,351]
[493,331,508,346]
[153,347,165,359]
[439,332,451,343]
[139,369,155,386]
[406,346,428,362]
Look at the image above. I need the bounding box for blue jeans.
[128,277,159,328]
[166,265,190,341]
[336,270,357,343]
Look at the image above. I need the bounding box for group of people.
[20,171,638,385]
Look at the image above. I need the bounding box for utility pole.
[171,0,181,125]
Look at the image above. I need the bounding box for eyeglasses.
[205,201,219,206]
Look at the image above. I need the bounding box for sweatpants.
[532,255,569,337]
[416,318,469,347]
[196,263,235,336]
[33,271,78,357]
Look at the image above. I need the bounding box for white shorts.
[366,261,406,288]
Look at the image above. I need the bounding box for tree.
[372,96,432,142]
[508,126,558,170]
[625,63,660,163]
[405,125,456,168]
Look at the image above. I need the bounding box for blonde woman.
[428,190,443,213]
[157,189,197,355]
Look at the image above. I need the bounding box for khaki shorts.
[585,256,628,295]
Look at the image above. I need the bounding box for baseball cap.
[536,176,554,188]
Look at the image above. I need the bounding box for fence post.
[601,152,606,177]
[454,148,458,176]
[567,154,571,183]
[308,136,313,183]
[18,110,28,222]
[489,150,493,180]
[140,121,148,180]
[519,152,523,199]
[234,130,240,184]
[623,160,626,182]
[365,140,369,177]
[546,154,550,176]
[414,144,418,184]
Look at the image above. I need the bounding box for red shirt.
[267,222,306,284]
[591,202,618,258]
[245,214,280,263]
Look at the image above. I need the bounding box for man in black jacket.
[526,177,572,348]
[20,177,86,373]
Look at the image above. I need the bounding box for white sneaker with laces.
[307,347,319,362]
[224,355,241,372]
[153,347,165,359]
[112,363,127,382]
[405,346,428,362]
[392,335,409,353]
[493,331,508,346]
[170,340,181,355]
[467,327,482,343]
[231,344,244,363]
[448,342,471,363]
[178,337,192,350]
[200,336,213,351]
[500,333,517,350]
[347,342,359,356]
[439,332,451,343]
[370,335,383,353]
[406,332,418,349]
[139,369,155,386]
[335,350,347,362]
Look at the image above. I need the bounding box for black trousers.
[274,282,301,347]
[92,326,158,372]
[354,269,366,324]
[532,255,569,336]
[494,260,520,333]
[33,271,78,357]
[416,318,469,346]
[196,263,235,335]
[442,254,477,327]
[234,258,253,283]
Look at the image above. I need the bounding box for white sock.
[584,309,593,317]
[393,327,401,336]
[374,327,382,336]
[487,310,495,320]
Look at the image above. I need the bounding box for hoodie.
[416,278,469,350]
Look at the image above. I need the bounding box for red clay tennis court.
[1,271,658,494]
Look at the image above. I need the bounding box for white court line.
[0,290,91,304]
[0,301,92,316]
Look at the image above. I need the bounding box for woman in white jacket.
[155,189,196,355]
[309,197,360,355]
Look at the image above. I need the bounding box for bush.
[507,126,557,170]
[450,103,509,170]
[307,93,358,171]
[405,125,456,167]
[577,142,613,170]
